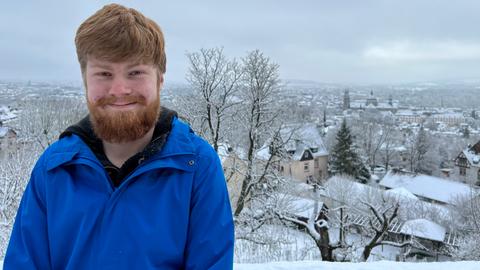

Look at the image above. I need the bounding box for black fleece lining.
[60,107,178,188]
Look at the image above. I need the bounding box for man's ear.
[157,72,164,91]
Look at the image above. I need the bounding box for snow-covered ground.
[235,260,480,270]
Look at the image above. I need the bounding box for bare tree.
[0,146,40,258]
[404,125,431,173]
[13,96,86,149]
[269,185,344,261]
[233,50,283,217]
[358,200,411,261]
[353,118,395,171]
[183,47,243,152]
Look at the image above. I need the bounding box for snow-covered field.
[234,260,480,270]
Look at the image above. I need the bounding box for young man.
[4,4,234,269]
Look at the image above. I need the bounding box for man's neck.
[102,127,155,168]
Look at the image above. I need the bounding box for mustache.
[94,95,147,106]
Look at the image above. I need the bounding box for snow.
[462,149,480,168]
[400,218,446,242]
[0,105,16,121]
[292,145,309,161]
[217,143,230,163]
[281,123,328,157]
[0,127,8,137]
[385,187,418,201]
[256,145,271,160]
[379,171,473,205]
[284,194,323,219]
[235,260,480,270]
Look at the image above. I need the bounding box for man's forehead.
[87,57,153,68]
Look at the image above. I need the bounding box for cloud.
[364,40,480,62]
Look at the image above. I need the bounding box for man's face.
[85,57,163,143]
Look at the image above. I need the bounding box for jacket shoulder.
[172,118,218,160]
[35,135,89,171]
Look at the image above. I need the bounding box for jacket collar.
[46,117,196,172]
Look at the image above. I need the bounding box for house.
[269,123,329,185]
[309,176,460,261]
[218,143,248,211]
[387,218,459,261]
[0,124,17,156]
[454,140,480,186]
[345,90,399,113]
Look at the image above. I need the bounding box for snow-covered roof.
[0,126,8,137]
[255,145,271,161]
[431,112,464,118]
[400,218,446,242]
[281,123,328,157]
[395,109,420,116]
[217,143,230,164]
[462,149,480,168]
[322,176,382,204]
[385,187,418,201]
[292,145,309,161]
[350,101,399,109]
[279,194,324,219]
[379,171,473,205]
[0,105,16,121]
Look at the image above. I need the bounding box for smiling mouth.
[106,102,138,109]
[111,102,135,106]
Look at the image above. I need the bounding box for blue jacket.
[4,118,234,269]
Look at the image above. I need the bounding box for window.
[304,162,309,172]
[314,159,319,168]
[477,169,480,181]
[460,167,466,176]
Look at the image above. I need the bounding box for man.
[4,4,234,269]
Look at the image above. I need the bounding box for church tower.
[343,89,350,110]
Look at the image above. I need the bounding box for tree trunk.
[316,226,334,261]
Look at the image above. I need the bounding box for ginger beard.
[87,92,160,143]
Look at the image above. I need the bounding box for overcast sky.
[2,0,480,85]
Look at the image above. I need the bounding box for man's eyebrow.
[89,63,112,69]
[127,63,147,69]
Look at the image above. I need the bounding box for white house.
[454,140,480,186]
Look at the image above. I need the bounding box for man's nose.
[109,76,132,96]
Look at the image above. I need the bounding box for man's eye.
[129,70,144,76]
[97,72,111,77]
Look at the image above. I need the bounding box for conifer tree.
[329,119,370,183]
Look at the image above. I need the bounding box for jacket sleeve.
[3,163,51,269]
[184,146,235,270]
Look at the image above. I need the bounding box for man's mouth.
[106,102,138,109]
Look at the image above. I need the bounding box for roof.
[459,141,480,168]
[281,123,328,157]
[322,176,381,205]
[350,100,399,109]
[400,218,446,242]
[462,149,480,168]
[255,145,271,160]
[0,126,9,137]
[379,171,473,205]
[278,194,324,219]
[0,105,16,121]
[385,187,418,201]
[292,144,309,161]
